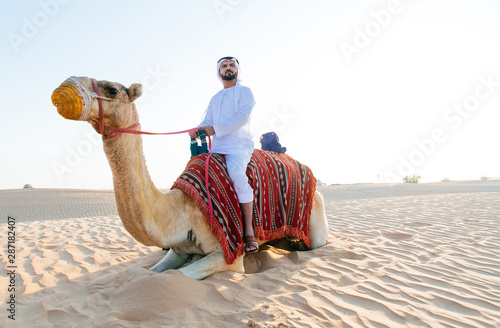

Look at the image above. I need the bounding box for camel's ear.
[128,83,142,102]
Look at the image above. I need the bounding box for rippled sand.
[0,189,117,222]
[1,182,499,327]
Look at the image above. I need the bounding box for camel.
[51,76,329,280]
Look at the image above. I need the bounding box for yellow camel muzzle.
[51,77,92,121]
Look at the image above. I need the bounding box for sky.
[1,0,499,190]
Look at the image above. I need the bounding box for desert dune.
[1,181,499,327]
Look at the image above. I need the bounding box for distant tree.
[403,175,421,183]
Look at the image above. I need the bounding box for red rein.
[91,78,215,229]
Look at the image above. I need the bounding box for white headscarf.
[216,57,241,84]
[216,57,243,111]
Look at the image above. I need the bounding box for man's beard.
[221,72,237,81]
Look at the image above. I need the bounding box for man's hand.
[201,126,215,136]
[188,129,199,139]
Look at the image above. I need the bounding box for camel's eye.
[107,88,119,97]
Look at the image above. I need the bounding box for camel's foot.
[150,248,243,280]
[179,250,243,280]
[150,249,189,273]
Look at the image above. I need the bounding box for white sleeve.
[214,87,255,137]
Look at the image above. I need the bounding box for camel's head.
[51,76,142,134]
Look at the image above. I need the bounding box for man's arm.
[213,88,255,137]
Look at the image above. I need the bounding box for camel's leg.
[309,190,329,249]
[150,249,189,273]
[179,249,243,280]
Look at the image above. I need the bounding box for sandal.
[244,235,259,255]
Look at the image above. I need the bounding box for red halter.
[91,78,199,138]
[90,78,215,229]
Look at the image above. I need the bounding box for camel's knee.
[309,190,328,249]
[178,249,230,280]
[226,255,244,274]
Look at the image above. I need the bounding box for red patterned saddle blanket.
[171,149,317,264]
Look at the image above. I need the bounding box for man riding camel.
[189,56,258,254]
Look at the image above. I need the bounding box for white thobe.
[198,83,256,203]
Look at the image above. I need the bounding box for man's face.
[219,60,238,81]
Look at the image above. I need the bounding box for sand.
[1,181,500,327]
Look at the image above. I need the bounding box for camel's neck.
[103,133,165,246]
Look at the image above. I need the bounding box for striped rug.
[172,149,317,264]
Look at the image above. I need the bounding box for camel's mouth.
[51,77,92,121]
